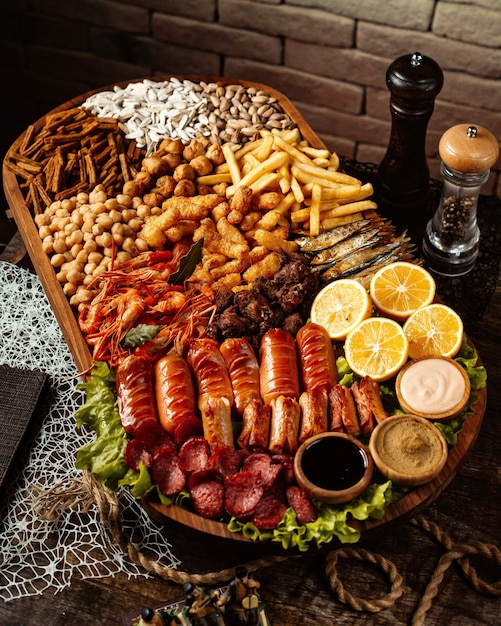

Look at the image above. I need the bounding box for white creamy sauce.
[399,358,465,414]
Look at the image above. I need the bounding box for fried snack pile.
[139,128,377,293]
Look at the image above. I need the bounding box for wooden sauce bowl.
[395,356,470,420]
[294,432,374,504]
[369,414,448,487]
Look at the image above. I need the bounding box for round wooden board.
[143,381,485,548]
[2,75,488,550]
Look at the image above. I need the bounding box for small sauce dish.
[294,432,374,504]
[395,356,470,420]
[369,414,448,486]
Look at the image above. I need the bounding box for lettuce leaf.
[75,361,129,491]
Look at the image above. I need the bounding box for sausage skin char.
[259,328,300,405]
[155,353,197,435]
[116,354,159,435]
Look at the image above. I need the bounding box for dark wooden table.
[0,208,499,625]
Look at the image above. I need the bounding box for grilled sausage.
[116,354,159,435]
[259,328,300,405]
[154,353,197,435]
[296,322,337,394]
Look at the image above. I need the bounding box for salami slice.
[224,471,264,519]
[188,469,225,520]
[271,453,295,485]
[133,420,176,454]
[251,490,288,530]
[124,438,154,472]
[151,447,186,496]
[286,485,317,525]
[241,451,282,489]
[208,445,243,478]
[179,435,211,475]
[173,415,204,447]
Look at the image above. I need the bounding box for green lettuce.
[75,361,129,491]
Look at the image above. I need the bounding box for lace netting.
[0,261,180,602]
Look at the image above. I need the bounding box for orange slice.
[369,261,436,321]
[310,278,372,340]
[403,303,464,359]
[344,317,409,382]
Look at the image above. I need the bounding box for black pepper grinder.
[377,52,443,243]
[422,123,499,275]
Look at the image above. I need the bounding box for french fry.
[222,143,242,185]
[248,172,280,195]
[278,163,291,193]
[293,161,361,186]
[254,133,274,162]
[226,150,289,196]
[195,172,233,186]
[290,175,304,203]
[269,134,313,165]
[309,183,322,237]
[299,145,331,160]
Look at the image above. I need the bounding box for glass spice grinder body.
[422,124,499,276]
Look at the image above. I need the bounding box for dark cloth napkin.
[0,364,49,499]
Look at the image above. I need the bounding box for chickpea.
[42,236,54,254]
[71,243,84,259]
[122,208,136,223]
[82,220,95,234]
[136,204,151,219]
[92,222,105,236]
[135,237,148,252]
[56,268,68,282]
[77,192,90,205]
[88,251,103,265]
[84,262,98,276]
[84,239,98,253]
[75,286,94,304]
[61,198,75,212]
[63,281,78,297]
[150,206,163,216]
[112,232,124,246]
[122,237,136,254]
[109,209,122,223]
[76,248,88,264]
[128,217,143,232]
[116,194,132,208]
[115,250,132,265]
[53,239,67,254]
[99,232,113,249]
[96,213,114,230]
[91,202,107,215]
[105,197,120,211]
[35,213,51,227]
[68,229,84,246]
[70,211,84,227]
[89,187,107,204]
[39,225,52,239]
[50,253,65,267]
[55,207,70,218]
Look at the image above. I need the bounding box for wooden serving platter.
[2,76,487,549]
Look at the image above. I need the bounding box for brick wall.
[2,0,501,212]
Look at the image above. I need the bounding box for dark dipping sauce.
[301,437,368,491]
